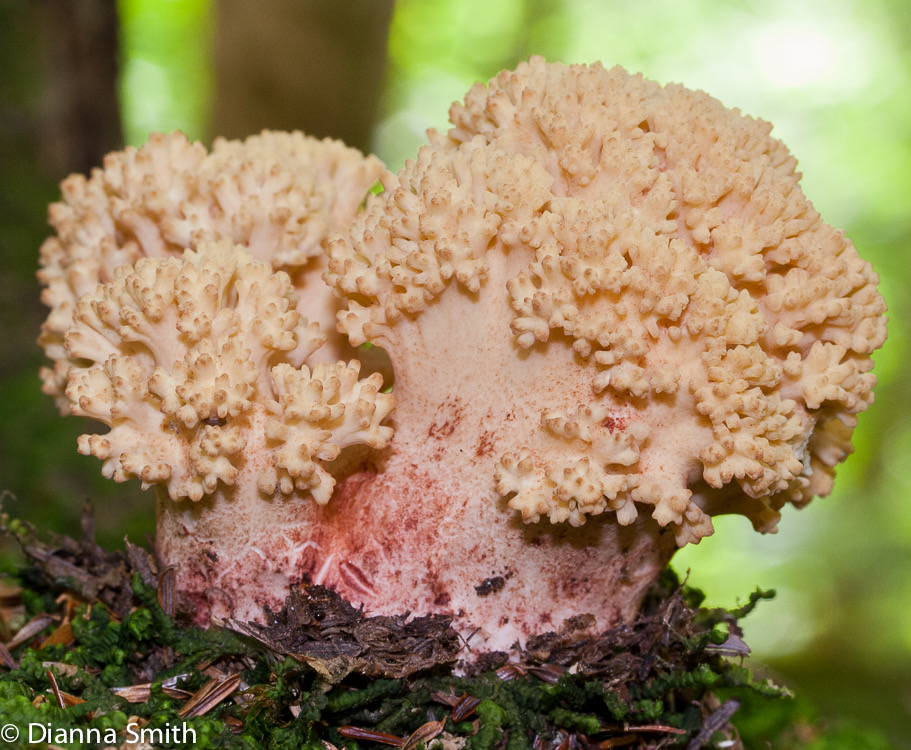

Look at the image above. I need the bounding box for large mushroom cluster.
[37,58,886,649]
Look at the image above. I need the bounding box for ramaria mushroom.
[38,130,384,411]
[62,239,394,622]
[317,58,887,651]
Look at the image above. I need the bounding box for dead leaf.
[0,640,16,669]
[178,673,242,719]
[401,720,445,750]
[41,662,80,678]
[40,620,74,648]
[6,613,57,650]
[111,673,194,703]
[338,726,404,747]
[46,669,65,709]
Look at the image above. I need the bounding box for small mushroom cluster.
[38,58,886,649]
[39,129,384,411]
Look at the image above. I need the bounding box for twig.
[46,669,66,709]
[178,673,242,718]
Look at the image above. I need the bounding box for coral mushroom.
[63,240,394,622]
[38,130,384,410]
[319,58,886,651]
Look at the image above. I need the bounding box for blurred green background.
[1,0,908,744]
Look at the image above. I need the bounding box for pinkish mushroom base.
[300,429,679,653]
[155,482,322,625]
[306,491,677,653]
[157,427,678,653]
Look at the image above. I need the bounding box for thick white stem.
[300,424,677,652]
[155,479,320,625]
[287,312,679,651]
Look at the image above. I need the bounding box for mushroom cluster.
[38,129,384,410]
[38,58,886,650]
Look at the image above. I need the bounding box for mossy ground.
[0,506,897,750]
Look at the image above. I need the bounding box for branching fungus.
[62,241,394,621]
[35,59,887,652]
[38,130,384,411]
[318,58,886,650]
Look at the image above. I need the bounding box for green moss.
[0,526,898,749]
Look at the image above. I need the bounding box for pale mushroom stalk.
[63,242,394,623]
[302,259,679,651]
[154,426,320,623]
[320,58,886,651]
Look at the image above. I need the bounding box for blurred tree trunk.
[0,0,125,553]
[212,0,394,153]
[0,0,122,373]
[29,0,122,176]
[0,0,121,364]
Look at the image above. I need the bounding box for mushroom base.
[155,440,678,652]
[296,454,680,654]
[155,466,678,651]
[155,484,320,625]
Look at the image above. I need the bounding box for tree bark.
[0,0,126,555]
[34,0,123,175]
[212,0,394,153]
